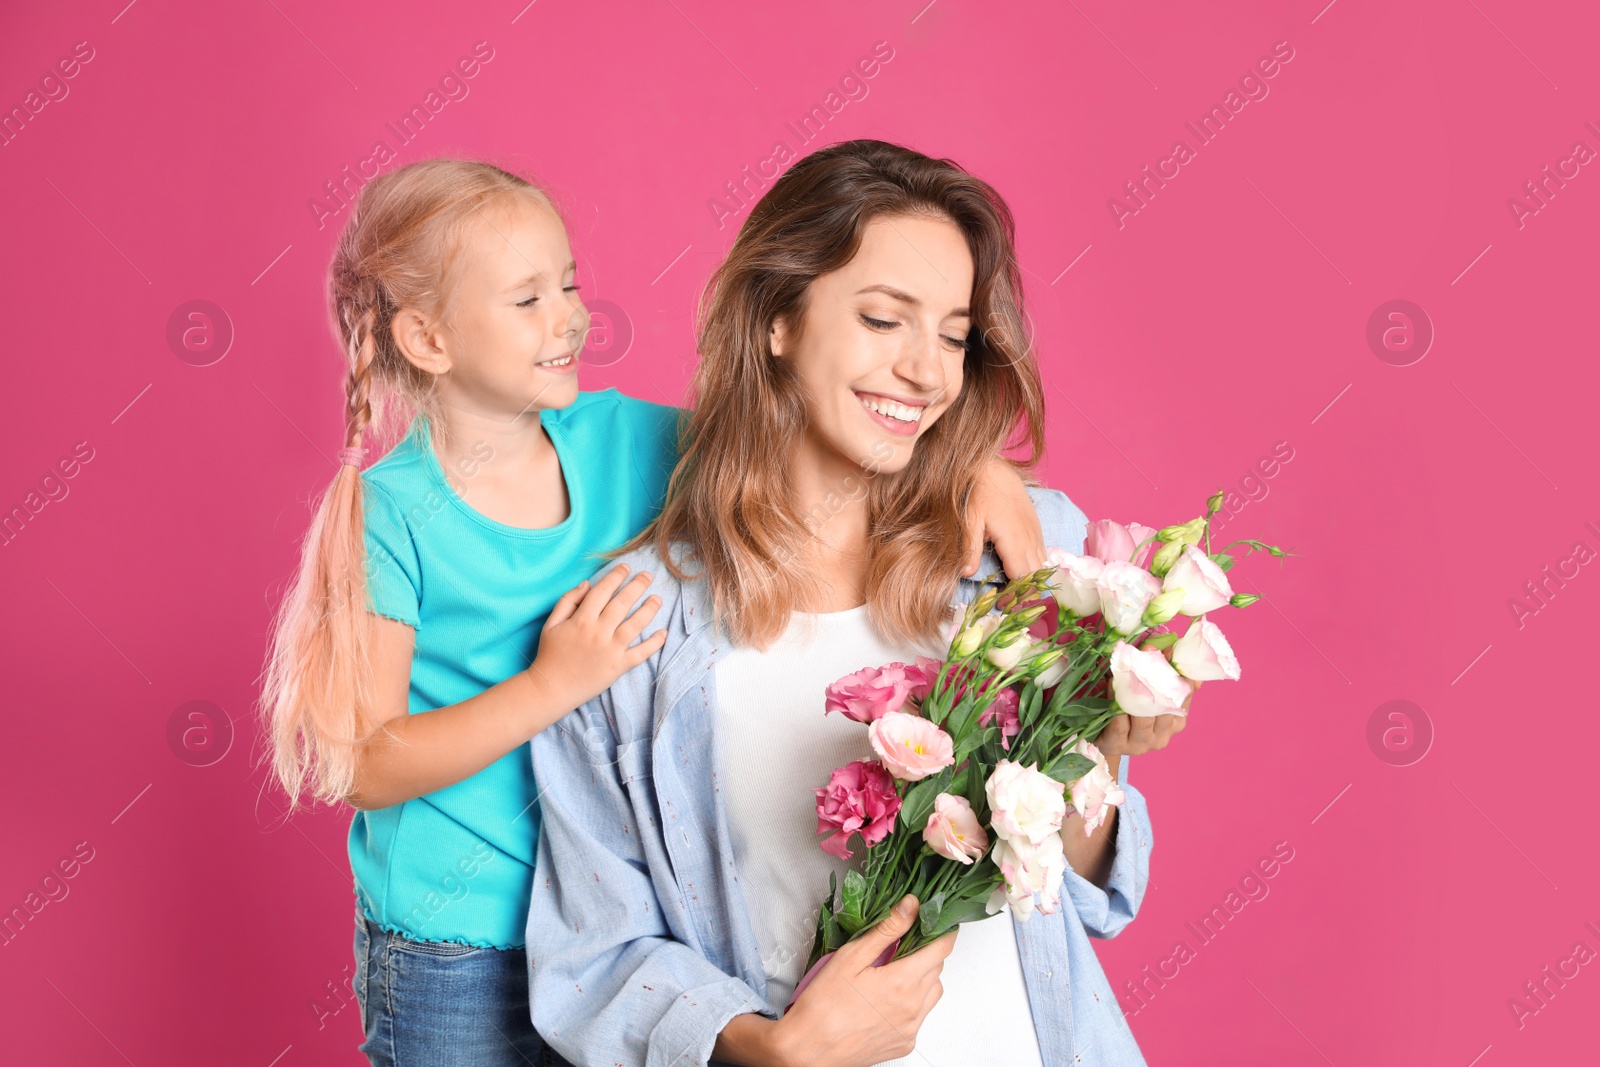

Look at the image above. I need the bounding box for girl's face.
[773,212,974,477]
[402,195,587,420]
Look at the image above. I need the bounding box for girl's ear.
[391,308,451,375]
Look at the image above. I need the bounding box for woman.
[525,140,1184,1066]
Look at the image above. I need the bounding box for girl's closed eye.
[522,284,579,308]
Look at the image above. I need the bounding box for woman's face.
[773,212,974,477]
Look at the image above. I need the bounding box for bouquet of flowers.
[795,493,1291,993]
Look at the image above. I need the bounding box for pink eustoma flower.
[1085,519,1160,568]
[869,711,956,781]
[977,687,1022,751]
[1109,640,1193,717]
[814,760,902,860]
[824,661,929,723]
[1065,739,1126,836]
[924,793,989,864]
[1162,544,1235,616]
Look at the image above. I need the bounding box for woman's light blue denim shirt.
[526,488,1154,1066]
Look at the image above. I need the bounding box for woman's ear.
[769,316,788,359]
[391,308,452,375]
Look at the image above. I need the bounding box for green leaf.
[823,907,847,953]
[1045,750,1095,783]
[898,767,957,831]
[952,726,994,767]
[917,888,998,941]
[839,869,868,934]
[964,755,985,807]
[918,892,947,937]
[807,872,848,966]
[945,691,980,740]
[1017,681,1043,729]
[1210,552,1235,572]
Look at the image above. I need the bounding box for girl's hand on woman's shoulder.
[964,458,1046,579]
[527,562,667,712]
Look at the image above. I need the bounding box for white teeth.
[859,394,920,423]
[540,355,574,367]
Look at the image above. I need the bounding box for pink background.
[2,0,1594,1063]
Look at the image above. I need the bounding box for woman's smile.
[855,389,929,437]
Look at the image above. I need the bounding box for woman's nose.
[897,330,950,398]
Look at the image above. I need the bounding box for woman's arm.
[527,684,775,1067]
[714,897,956,1067]
[346,563,666,810]
[1060,710,1184,938]
[527,640,958,1067]
[1059,769,1152,939]
[1061,789,1121,889]
[1059,709,1179,888]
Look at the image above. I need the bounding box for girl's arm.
[964,458,1048,579]
[345,563,666,810]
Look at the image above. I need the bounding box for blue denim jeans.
[353,911,573,1067]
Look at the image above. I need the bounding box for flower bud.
[968,589,999,621]
[1010,603,1048,627]
[1206,490,1225,516]
[1036,656,1070,688]
[954,612,1002,656]
[1030,646,1066,673]
[1157,518,1206,546]
[1230,593,1261,608]
[1150,539,1185,577]
[953,624,984,657]
[987,631,1037,671]
[1141,588,1185,627]
[1140,631,1180,650]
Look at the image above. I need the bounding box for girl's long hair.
[261,158,553,807]
[630,139,1046,649]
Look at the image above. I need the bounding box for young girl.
[261,157,1050,1067]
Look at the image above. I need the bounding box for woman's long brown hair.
[629,139,1047,649]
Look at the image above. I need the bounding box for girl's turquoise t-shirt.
[352,388,680,948]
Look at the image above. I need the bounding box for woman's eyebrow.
[854,283,970,317]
